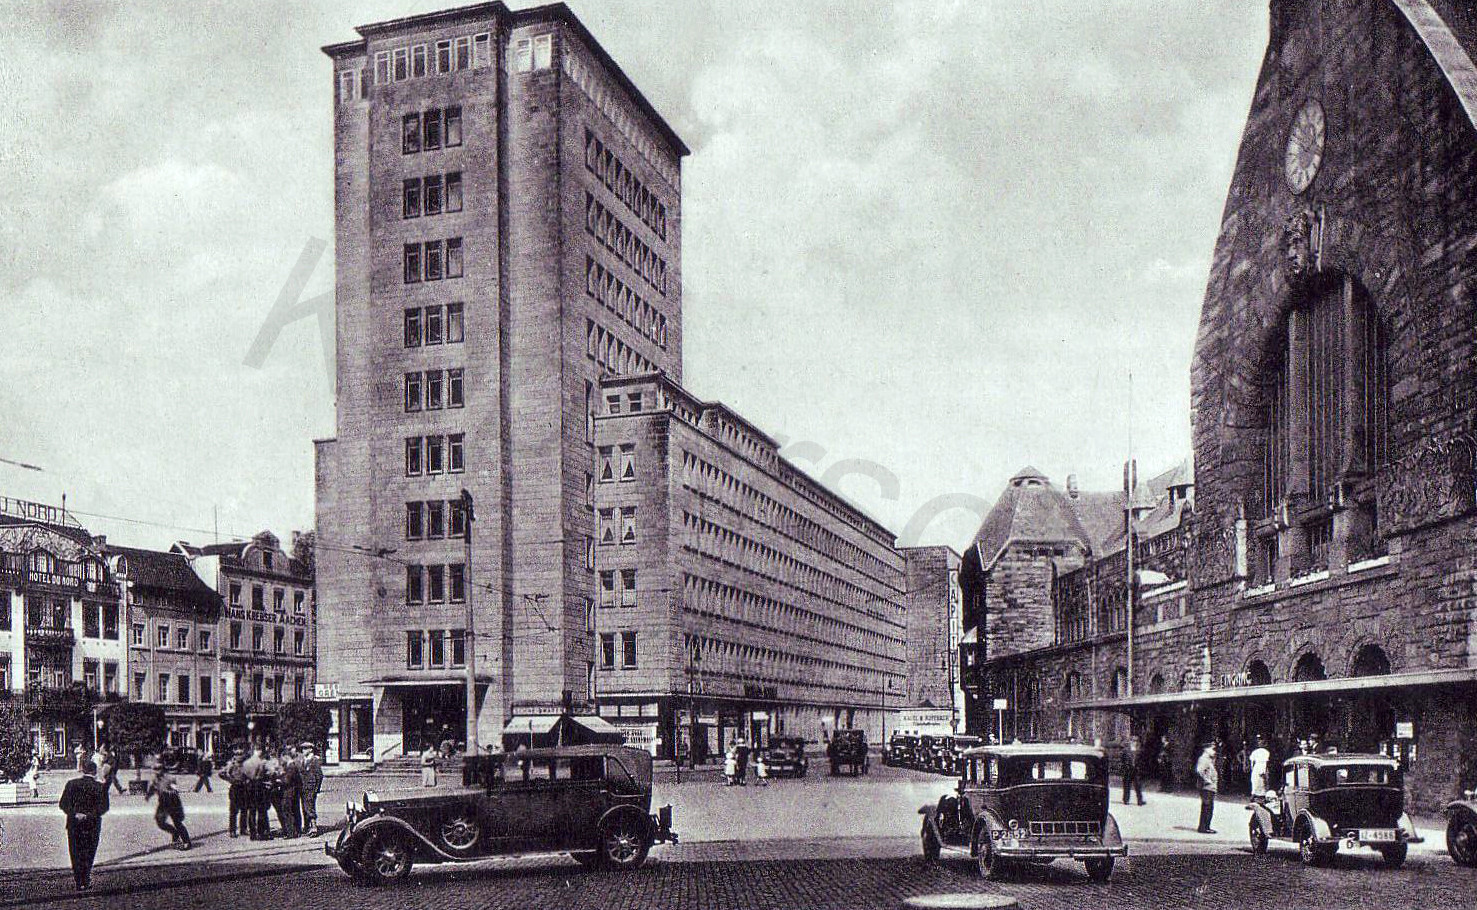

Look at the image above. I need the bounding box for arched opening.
[1350,644,1390,677]
[1247,659,1272,686]
[1292,652,1325,682]
[1148,673,1164,694]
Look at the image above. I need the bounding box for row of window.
[405,368,465,412]
[680,451,901,593]
[584,129,668,240]
[404,303,465,348]
[403,173,463,219]
[405,433,466,476]
[0,656,120,697]
[597,444,637,483]
[130,622,213,653]
[561,43,679,188]
[3,593,120,640]
[403,107,465,155]
[227,582,308,615]
[233,672,308,705]
[226,621,307,657]
[585,193,667,295]
[684,632,900,697]
[598,568,639,607]
[140,671,215,707]
[682,510,904,630]
[585,319,657,376]
[683,572,901,664]
[405,499,469,541]
[405,563,467,605]
[585,257,669,348]
[376,34,491,88]
[406,628,468,669]
[403,238,465,283]
[513,34,554,73]
[596,507,638,546]
[598,630,638,669]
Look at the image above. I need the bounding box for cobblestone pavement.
[2,763,1467,907]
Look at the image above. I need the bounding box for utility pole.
[461,489,477,755]
[1124,458,1136,701]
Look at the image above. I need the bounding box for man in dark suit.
[58,759,110,890]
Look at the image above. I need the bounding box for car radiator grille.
[1027,820,1101,837]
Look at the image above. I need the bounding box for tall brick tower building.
[315,2,687,762]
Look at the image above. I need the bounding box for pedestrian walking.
[58,759,109,891]
[1121,735,1146,805]
[73,744,86,772]
[1195,742,1218,834]
[224,747,247,837]
[735,741,749,786]
[1157,738,1174,792]
[420,743,439,787]
[146,761,192,850]
[723,744,738,786]
[1248,735,1271,796]
[299,742,323,837]
[23,755,41,799]
[193,752,214,792]
[264,747,290,837]
[99,748,125,795]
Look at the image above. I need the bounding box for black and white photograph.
[2,1,1477,907]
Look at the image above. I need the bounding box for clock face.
[1284,100,1325,195]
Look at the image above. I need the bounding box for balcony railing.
[24,625,75,647]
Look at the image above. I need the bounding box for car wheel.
[600,814,651,871]
[1298,826,1321,867]
[571,851,602,869]
[1379,843,1407,868]
[1084,856,1114,882]
[336,851,372,883]
[976,831,1006,880]
[1448,815,1477,866]
[438,814,481,854]
[360,830,414,884]
[1249,817,1268,855]
[921,822,941,862]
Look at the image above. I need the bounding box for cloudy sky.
[0,0,1266,552]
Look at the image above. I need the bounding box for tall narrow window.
[405,437,423,476]
[448,368,464,407]
[407,566,424,605]
[393,48,409,82]
[1306,287,1344,504]
[446,238,463,277]
[444,106,463,147]
[446,302,464,342]
[426,370,444,410]
[445,173,463,212]
[1263,335,1288,519]
[424,174,443,215]
[425,305,444,344]
[448,434,465,473]
[427,435,445,474]
[404,308,423,347]
[473,33,491,67]
[405,372,422,412]
[412,44,427,78]
[402,113,421,154]
[424,240,444,281]
[436,40,453,74]
[533,34,553,70]
[454,36,472,70]
[423,107,442,150]
[403,244,422,283]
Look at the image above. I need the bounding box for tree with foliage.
[0,701,32,782]
[291,530,316,577]
[103,702,166,780]
[276,700,332,752]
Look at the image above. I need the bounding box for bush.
[276,700,332,752]
[103,702,166,778]
[0,701,32,781]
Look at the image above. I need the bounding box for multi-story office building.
[112,546,224,753]
[901,546,964,728]
[315,2,687,761]
[0,499,124,759]
[591,373,908,761]
[176,531,315,744]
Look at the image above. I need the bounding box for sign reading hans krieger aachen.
[228,606,308,627]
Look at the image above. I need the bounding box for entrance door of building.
[402,687,466,754]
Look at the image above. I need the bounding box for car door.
[477,756,564,852]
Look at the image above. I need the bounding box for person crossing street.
[224,747,248,837]
[299,742,324,837]
[146,760,192,850]
[193,752,214,792]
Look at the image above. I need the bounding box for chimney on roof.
[92,534,107,548]
[1066,474,1079,499]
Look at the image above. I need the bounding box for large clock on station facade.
[1284,98,1325,195]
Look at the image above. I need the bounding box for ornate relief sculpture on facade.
[1377,432,1477,534]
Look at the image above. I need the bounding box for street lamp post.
[461,490,478,756]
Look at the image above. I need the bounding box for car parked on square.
[1247,753,1420,867]
[919,743,1126,882]
[760,736,808,778]
[327,744,676,884]
[827,729,869,776]
[1443,786,1477,866]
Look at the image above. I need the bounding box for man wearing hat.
[59,759,110,890]
[223,746,247,837]
[299,742,324,837]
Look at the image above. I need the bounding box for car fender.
[1397,812,1423,843]
[351,815,458,862]
[1443,799,1477,822]
[1248,802,1274,833]
[1102,812,1125,851]
[598,804,652,840]
[1296,810,1333,843]
[971,808,1007,856]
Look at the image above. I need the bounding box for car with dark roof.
[885,733,920,768]
[760,736,808,778]
[327,744,676,884]
[919,743,1125,882]
[827,729,869,776]
[1247,753,1421,867]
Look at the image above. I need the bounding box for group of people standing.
[223,742,325,840]
[721,742,770,786]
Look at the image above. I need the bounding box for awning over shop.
[502,715,561,736]
[362,674,495,687]
[1068,667,1477,711]
[500,713,627,750]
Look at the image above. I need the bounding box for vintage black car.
[761,736,808,778]
[1447,787,1477,866]
[919,735,943,773]
[940,736,983,776]
[828,729,870,776]
[327,744,676,884]
[919,743,1126,882]
[1247,753,1421,867]
[885,733,919,768]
